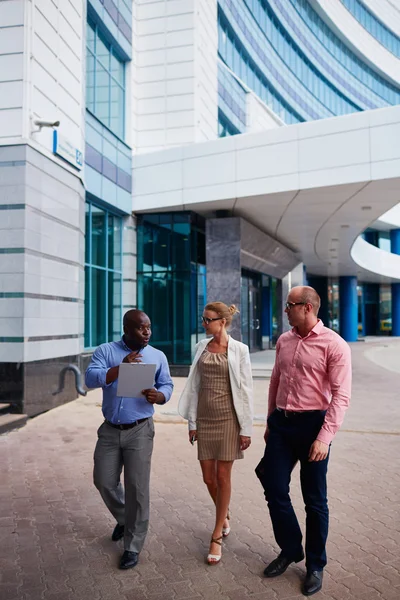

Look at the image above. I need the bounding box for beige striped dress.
[196,347,243,461]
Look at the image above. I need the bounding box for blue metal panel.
[390,228,400,255]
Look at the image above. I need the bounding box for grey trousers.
[93,418,154,553]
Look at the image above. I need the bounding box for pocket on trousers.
[148,419,155,440]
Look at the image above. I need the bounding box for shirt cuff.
[316,429,334,446]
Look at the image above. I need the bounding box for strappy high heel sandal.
[222,510,231,538]
[207,536,223,565]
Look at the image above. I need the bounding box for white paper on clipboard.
[116,363,157,398]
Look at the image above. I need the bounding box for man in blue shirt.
[85,309,173,570]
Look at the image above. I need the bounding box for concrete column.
[390,229,400,336]
[307,276,329,325]
[339,276,358,342]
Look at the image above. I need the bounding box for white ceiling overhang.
[133,105,400,283]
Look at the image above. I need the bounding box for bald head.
[290,286,321,316]
[123,309,148,327]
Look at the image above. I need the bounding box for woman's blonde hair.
[204,302,240,327]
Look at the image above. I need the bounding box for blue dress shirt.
[85,338,174,424]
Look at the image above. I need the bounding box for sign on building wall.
[53,131,83,170]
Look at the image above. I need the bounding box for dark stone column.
[206,218,242,341]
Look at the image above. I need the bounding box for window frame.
[85,199,123,350]
[86,18,126,140]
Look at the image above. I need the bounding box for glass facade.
[327,278,393,336]
[288,0,400,105]
[137,213,206,365]
[380,284,392,334]
[86,19,126,139]
[218,109,241,137]
[341,0,400,58]
[84,199,123,348]
[218,4,304,124]
[218,62,247,133]
[217,0,400,134]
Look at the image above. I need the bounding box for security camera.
[34,119,60,128]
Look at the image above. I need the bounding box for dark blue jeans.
[261,409,330,571]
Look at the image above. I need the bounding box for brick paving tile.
[41,593,74,600]
[1,341,399,600]
[241,590,277,599]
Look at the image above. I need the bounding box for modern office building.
[0,0,399,416]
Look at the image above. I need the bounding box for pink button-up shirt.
[268,320,351,445]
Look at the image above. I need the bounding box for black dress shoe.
[119,551,139,570]
[111,523,124,541]
[302,570,323,596]
[264,550,305,578]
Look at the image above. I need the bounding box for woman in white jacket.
[178,302,253,565]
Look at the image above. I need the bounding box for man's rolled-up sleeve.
[155,354,174,403]
[317,340,352,445]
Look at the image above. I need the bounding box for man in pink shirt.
[261,286,351,596]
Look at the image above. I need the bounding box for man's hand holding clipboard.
[141,388,165,405]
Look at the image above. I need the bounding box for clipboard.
[116,363,157,398]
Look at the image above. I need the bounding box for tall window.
[137,213,206,364]
[85,200,123,348]
[86,19,125,139]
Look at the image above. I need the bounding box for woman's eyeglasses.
[202,316,223,325]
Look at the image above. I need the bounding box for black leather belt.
[277,408,322,418]
[105,417,149,430]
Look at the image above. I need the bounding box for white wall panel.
[0,81,23,109]
[0,1,24,142]
[0,54,23,81]
[132,0,218,153]
[0,26,24,55]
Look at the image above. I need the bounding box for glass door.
[241,269,262,352]
[249,284,261,351]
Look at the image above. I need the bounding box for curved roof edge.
[309,0,400,86]
[351,236,400,282]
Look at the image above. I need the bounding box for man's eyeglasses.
[285,302,306,310]
[202,316,223,325]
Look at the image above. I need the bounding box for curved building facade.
[217,0,400,133]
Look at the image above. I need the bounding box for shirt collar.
[120,337,130,352]
[292,319,324,338]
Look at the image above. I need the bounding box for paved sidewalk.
[1,341,399,600]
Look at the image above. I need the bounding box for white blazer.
[178,336,254,437]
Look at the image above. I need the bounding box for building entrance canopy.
[133,105,400,284]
